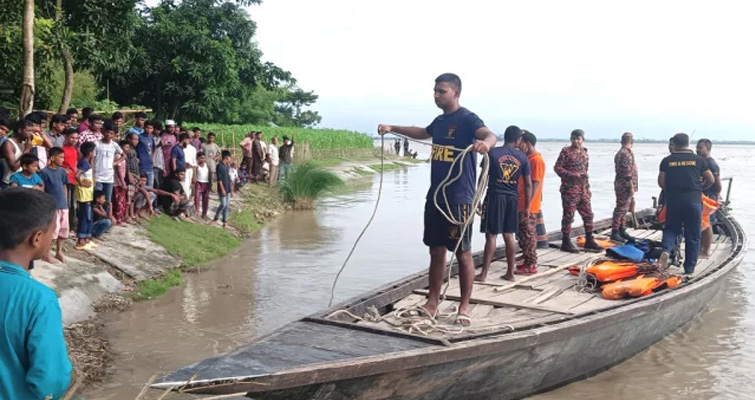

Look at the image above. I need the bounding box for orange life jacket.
[658,194,718,229]
[584,261,659,283]
[601,273,683,300]
[576,236,618,248]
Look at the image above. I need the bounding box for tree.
[19,0,35,117]
[275,87,322,128]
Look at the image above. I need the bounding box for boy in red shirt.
[61,128,79,229]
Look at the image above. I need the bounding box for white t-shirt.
[184,143,197,168]
[94,140,124,183]
[196,164,209,183]
[267,145,279,166]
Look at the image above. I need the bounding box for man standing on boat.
[696,138,722,258]
[554,129,603,252]
[611,132,638,242]
[658,133,714,274]
[517,130,544,273]
[475,126,532,282]
[378,73,497,326]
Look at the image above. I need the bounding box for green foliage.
[49,68,100,110]
[147,215,241,266]
[128,269,183,301]
[274,87,322,128]
[278,163,344,209]
[189,123,373,150]
[229,209,262,234]
[369,162,407,172]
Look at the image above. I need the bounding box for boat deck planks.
[353,226,733,338]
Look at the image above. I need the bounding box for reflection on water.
[85,143,755,400]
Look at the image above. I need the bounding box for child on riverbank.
[75,142,96,250]
[0,188,72,400]
[9,154,44,190]
[40,147,70,264]
[133,173,156,220]
[92,191,115,237]
[194,152,210,219]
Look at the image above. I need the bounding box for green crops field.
[188,123,373,150]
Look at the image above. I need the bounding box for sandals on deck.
[455,313,471,327]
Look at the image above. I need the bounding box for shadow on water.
[85,143,755,399]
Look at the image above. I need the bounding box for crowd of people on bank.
[0,108,297,258]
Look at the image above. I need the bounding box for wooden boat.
[154,209,747,399]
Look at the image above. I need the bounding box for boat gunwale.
[154,210,746,394]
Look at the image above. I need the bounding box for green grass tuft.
[147,215,241,266]
[128,269,183,301]
[278,163,344,209]
[369,162,406,172]
[229,209,262,234]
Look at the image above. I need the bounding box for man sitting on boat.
[657,133,714,274]
[475,126,532,282]
[377,73,497,326]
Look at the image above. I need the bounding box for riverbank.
[46,152,421,388]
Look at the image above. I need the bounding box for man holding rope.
[378,73,497,327]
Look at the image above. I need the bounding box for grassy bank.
[128,270,183,301]
[147,216,241,266]
[189,123,373,150]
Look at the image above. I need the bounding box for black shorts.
[423,201,472,252]
[480,193,518,234]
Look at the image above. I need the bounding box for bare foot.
[474,273,487,282]
[699,252,711,259]
[501,273,516,282]
[420,302,438,318]
[55,252,66,264]
[208,220,218,226]
[42,255,58,264]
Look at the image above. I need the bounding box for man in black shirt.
[658,133,714,274]
[696,138,722,257]
[158,167,190,218]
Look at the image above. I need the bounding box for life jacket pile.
[576,236,618,248]
[569,260,683,300]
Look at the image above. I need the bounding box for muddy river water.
[85,142,755,399]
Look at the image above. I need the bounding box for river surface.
[85,142,755,400]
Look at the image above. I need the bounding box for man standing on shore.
[658,133,714,274]
[554,129,603,252]
[517,130,545,273]
[611,132,638,242]
[475,126,531,282]
[279,135,295,181]
[378,73,497,326]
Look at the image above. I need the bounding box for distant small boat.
[154,208,747,399]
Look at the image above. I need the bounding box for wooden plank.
[413,289,573,315]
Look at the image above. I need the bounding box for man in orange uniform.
[516,131,545,274]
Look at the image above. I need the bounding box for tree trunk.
[57,48,74,113]
[56,0,74,114]
[19,0,35,118]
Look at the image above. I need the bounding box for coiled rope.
[327,132,490,335]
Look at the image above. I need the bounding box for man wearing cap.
[160,120,178,177]
[554,129,603,252]
[126,112,148,136]
[658,133,715,274]
[611,132,639,242]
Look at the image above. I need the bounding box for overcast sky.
[248,0,754,140]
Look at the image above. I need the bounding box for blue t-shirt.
[137,134,156,172]
[171,145,186,171]
[9,172,43,189]
[487,146,530,196]
[703,157,720,199]
[40,167,69,209]
[425,107,485,204]
[0,260,72,400]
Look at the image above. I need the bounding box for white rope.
[326,132,490,335]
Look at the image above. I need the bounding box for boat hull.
[253,266,728,400]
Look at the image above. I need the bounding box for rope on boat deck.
[327,133,490,336]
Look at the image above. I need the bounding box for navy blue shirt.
[425,107,485,204]
[136,134,155,172]
[171,144,186,171]
[659,151,710,203]
[216,162,231,193]
[40,167,69,209]
[487,146,530,196]
[703,157,720,199]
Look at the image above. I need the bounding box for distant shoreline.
[371,136,755,145]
